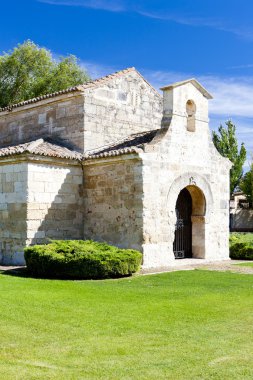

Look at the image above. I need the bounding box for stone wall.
[26,159,84,247]
[0,161,28,265]
[83,70,162,151]
[0,94,85,151]
[0,156,84,265]
[83,156,143,252]
[0,69,163,154]
[231,209,253,231]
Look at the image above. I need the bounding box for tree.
[240,160,253,208]
[212,120,247,195]
[0,40,90,108]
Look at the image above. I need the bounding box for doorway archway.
[173,185,206,259]
[173,188,192,258]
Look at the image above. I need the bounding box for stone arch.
[167,173,214,259]
[186,99,196,132]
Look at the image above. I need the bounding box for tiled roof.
[0,139,82,160]
[84,129,160,159]
[0,129,162,161]
[0,86,83,112]
[0,67,160,113]
[85,147,142,159]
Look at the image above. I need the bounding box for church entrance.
[173,188,192,259]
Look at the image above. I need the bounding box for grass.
[235,262,253,268]
[1,270,253,379]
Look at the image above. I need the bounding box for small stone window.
[186,100,196,132]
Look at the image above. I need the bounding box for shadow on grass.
[0,267,31,278]
[0,267,134,281]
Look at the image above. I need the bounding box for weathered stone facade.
[83,155,143,251]
[0,161,27,264]
[230,192,253,231]
[0,68,231,268]
[0,68,162,152]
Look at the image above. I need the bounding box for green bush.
[24,240,142,279]
[230,242,253,260]
[230,233,253,260]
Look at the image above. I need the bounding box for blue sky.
[1,0,253,167]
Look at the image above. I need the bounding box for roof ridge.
[80,67,136,89]
[0,139,83,161]
[0,67,137,113]
[27,138,44,152]
[84,146,142,160]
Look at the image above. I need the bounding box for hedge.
[230,242,253,260]
[230,233,253,260]
[24,240,142,279]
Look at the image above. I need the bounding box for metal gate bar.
[173,188,192,259]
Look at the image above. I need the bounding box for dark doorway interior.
[173,188,192,259]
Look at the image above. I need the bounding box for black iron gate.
[173,188,192,259]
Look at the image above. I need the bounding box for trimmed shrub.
[230,233,253,260]
[230,242,253,260]
[24,240,142,279]
[230,232,253,245]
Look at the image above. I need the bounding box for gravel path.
[141,260,253,275]
[197,261,253,275]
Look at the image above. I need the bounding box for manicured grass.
[235,262,253,268]
[1,270,253,379]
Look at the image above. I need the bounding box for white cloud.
[37,0,253,40]
[138,11,253,40]
[38,0,125,12]
[200,76,253,118]
[79,60,119,79]
[228,64,253,70]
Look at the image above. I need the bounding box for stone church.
[0,67,231,268]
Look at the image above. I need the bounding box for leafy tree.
[212,120,247,195]
[240,160,253,208]
[0,40,90,108]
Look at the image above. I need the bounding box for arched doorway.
[173,188,192,258]
[173,185,206,259]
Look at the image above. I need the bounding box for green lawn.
[235,262,253,268]
[1,270,253,379]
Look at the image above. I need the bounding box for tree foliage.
[0,40,90,108]
[212,120,247,195]
[240,160,253,208]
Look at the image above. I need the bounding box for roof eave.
[160,78,213,99]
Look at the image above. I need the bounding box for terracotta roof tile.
[84,129,160,159]
[85,147,142,160]
[0,129,162,161]
[0,139,82,160]
[0,67,158,113]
